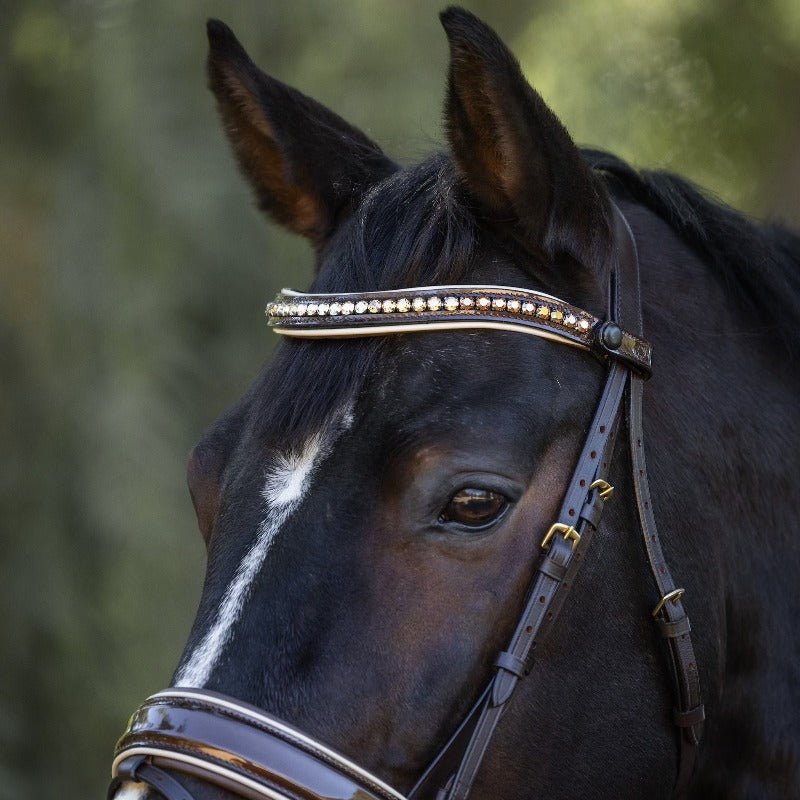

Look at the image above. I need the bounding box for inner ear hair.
[440,7,612,277]
[206,19,397,250]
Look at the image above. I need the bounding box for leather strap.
[628,376,704,795]
[409,686,492,797]
[613,205,704,795]
[110,688,406,800]
[110,756,196,800]
[410,203,704,800]
[409,363,628,800]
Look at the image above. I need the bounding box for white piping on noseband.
[112,689,407,800]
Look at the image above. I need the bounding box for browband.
[266,284,652,375]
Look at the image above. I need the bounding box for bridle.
[109,203,705,800]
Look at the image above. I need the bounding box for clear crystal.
[307,303,318,315]
[492,298,506,309]
[329,302,342,315]
[368,299,382,313]
[382,299,396,313]
[355,301,369,314]
[507,299,521,312]
[296,303,307,316]
[317,303,330,315]
[477,297,491,309]
[578,318,591,331]
[521,302,535,314]
[460,297,474,308]
[427,297,442,311]
[341,301,354,315]
[444,296,459,311]
[412,297,426,311]
[397,298,411,312]
[565,313,577,326]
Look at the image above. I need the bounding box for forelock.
[249,153,481,445]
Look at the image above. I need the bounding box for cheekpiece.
[266,285,652,374]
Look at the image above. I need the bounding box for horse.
[109,7,800,800]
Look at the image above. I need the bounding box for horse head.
[110,7,800,799]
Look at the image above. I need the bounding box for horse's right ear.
[206,20,397,250]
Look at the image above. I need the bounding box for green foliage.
[0,1,797,798]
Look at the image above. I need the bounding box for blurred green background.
[1,1,799,797]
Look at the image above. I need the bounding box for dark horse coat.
[115,7,800,800]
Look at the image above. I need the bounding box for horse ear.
[440,7,611,273]
[206,20,397,250]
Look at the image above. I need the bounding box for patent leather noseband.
[110,203,704,800]
[109,688,406,800]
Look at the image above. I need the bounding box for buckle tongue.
[540,523,581,551]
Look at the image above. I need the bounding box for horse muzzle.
[109,688,407,800]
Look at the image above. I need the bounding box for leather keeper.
[537,558,567,582]
[493,651,527,678]
[578,498,603,529]
[657,615,691,638]
[673,704,705,728]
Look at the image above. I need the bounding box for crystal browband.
[266,285,652,373]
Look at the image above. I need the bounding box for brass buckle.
[651,588,685,618]
[589,478,614,500]
[541,523,581,552]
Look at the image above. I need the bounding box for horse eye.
[439,488,508,529]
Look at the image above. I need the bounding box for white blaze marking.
[114,782,148,800]
[175,406,353,688]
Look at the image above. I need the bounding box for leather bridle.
[109,203,704,800]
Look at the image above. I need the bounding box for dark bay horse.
[110,8,800,800]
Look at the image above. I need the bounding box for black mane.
[251,157,476,444]
[318,154,476,294]
[583,149,800,353]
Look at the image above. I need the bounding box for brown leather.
[111,689,404,800]
[658,616,692,638]
[614,207,705,798]
[616,207,704,795]
[267,286,652,376]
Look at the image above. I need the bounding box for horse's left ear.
[440,7,612,274]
